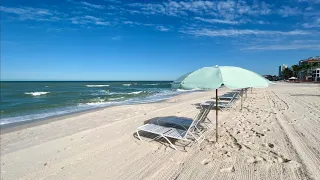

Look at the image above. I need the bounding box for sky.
[1,0,320,81]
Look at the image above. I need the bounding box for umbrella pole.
[216,89,218,142]
[241,89,243,110]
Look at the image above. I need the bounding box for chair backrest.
[194,108,206,122]
[193,101,215,128]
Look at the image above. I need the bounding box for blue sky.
[1,0,320,81]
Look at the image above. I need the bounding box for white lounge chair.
[201,99,234,111]
[136,123,201,150]
[136,103,214,150]
[201,91,239,111]
[218,92,239,101]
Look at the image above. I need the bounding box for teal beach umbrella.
[172,66,269,141]
[172,66,269,90]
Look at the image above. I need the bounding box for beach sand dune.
[1,83,319,180]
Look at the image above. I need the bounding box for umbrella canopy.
[172,66,269,90]
[172,66,269,142]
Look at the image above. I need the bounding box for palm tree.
[282,68,293,79]
[291,65,299,77]
[299,63,311,80]
[305,64,313,80]
[312,62,319,69]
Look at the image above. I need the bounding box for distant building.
[278,64,288,78]
[312,68,320,81]
[298,56,320,81]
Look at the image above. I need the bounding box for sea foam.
[25,92,50,96]
[127,91,143,95]
[109,97,125,101]
[86,85,110,87]
[176,88,200,92]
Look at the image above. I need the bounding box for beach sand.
[1,83,320,180]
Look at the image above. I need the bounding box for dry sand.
[1,83,320,180]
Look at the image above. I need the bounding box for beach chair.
[200,102,231,111]
[136,104,214,150]
[218,92,240,101]
[156,101,215,133]
[201,95,236,111]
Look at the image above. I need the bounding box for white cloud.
[181,28,312,37]
[47,28,62,32]
[0,6,61,21]
[104,0,121,3]
[302,17,320,28]
[298,0,320,3]
[1,0,319,37]
[70,15,109,26]
[122,21,169,32]
[256,20,269,24]
[122,21,141,25]
[95,21,110,25]
[194,17,240,25]
[155,25,170,32]
[292,39,320,43]
[278,6,300,17]
[243,44,320,50]
[123,0,279,31]
[111,36,122,40]
[80,2,105,9]
[127,0,273,19]
[242,38,320,50]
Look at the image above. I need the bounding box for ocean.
[0,81,193,126]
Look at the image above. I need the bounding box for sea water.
[0,81,195,126]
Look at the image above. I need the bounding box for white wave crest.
[122,84,131,86]
[79,101,116,106]
[128,91,143,95]
[145,84,158,85]
[25,92,50,96]
[86,85,109,87]
[176,88,200,92]
[109,97,125,101]
[84,102,109,106]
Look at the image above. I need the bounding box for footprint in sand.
[220,166,235,173]
[201,158,211,165]
[288,160,301,168]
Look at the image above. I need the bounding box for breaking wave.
[86,85,110,87]
[25,92,50,96]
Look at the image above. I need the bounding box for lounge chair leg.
[198,134,205,143]
[136,130,142,141]
[206,117,213,125]
[194,126,202,133]
[161,135,177,150]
